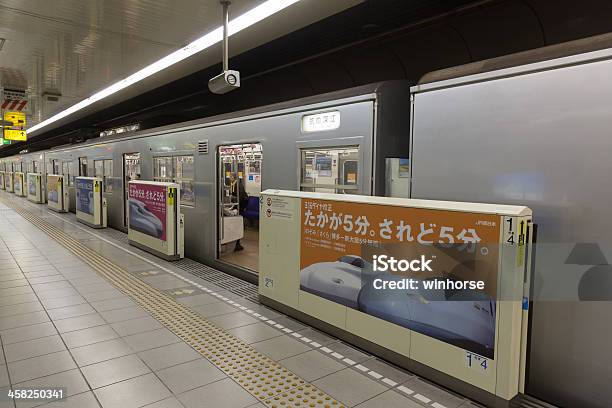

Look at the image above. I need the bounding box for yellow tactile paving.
[1,199,345,408]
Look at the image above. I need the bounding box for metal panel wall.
[410,56,612,407]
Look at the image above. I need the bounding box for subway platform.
[0,190,479,408]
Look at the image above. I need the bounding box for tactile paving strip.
[2,200,345,408]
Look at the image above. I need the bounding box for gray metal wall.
[410,52,612,407]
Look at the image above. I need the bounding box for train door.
[217,143,262,272]
[300,147,360,193]
[78,157,87,176]
[123,153,141,227]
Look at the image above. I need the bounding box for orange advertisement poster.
[299,198,501,358]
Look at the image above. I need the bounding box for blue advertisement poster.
[76,179,94,215]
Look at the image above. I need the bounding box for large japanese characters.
[300,198,500,358]
[128,183,167,241]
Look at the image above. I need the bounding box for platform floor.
[0,191,480,408]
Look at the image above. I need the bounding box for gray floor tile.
[94,373,171,408]
[313,368,388,407]
[0,279,28,289]
[325,342,372,365]
[178,378,257,408]
[26,274,65,285]
[100,306,149,323]
[401,377,465,408]
[227,322,283,344]
[23,269,60,278]
[295,328,337,346]
[0,365,9,387]
[4,334,66,362]
[90,297,136,312]
[36,287,81,300]
[0,286,33,297]
[47,303,96,321]
[68,276,107,287]
[176,294,220,307]
[14,369,90,408]
[157,359,226,394]
[81,289,125,303]
[0,273,24,283]
[354,358,413,384]
[0,302,43,318]
[138,342,201,371]
[279,350,345,382]
[0,293,39,307]
[76,282,117,295]
[54,313,107,333]
[123,328,180,352]
[110,316,163,337]
[61,324,119,349]
[354,389,424,408]
[70,337,134,366]
[207,311,259,330]
[0,322,57,345]
[252,335,311,361]
[40,295,87,310]
[81,354,151,389]
[42,391,101,408]
[141,397,184,408]
[31,281,72,292]
[7,350,77,383]
[270,316,308,332]
[192,302,237,317]
[0,311,49,331]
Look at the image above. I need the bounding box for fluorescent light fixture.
[27,0,301,135]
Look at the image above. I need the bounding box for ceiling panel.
[1,0,357,128]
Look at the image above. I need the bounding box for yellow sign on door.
[3,129,27,141]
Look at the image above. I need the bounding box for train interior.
[218,143,262,272]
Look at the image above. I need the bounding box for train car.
[38,82,411,281]
[410,45,612,407]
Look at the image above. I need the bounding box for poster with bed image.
[300,198,500,358]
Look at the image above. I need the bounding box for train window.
[28,161,34,173]
[79,157,87,176]
[103,160,113,193]
[153,156,174,182]
[52,160,60,175]
[62,161,74,186]
[300,147,360,194]
[94,159,113,193]
[175,155,195,207]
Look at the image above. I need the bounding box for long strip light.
[27,0,301,135]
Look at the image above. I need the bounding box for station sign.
[4,111,26,127]
[3,129,27,141]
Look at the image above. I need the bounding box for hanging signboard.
[3,111,26,127]
[3,129,26,141]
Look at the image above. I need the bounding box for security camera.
[208,70,240,94]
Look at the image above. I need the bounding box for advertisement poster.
[14,174,22,195]
[28,175,37,196]
[129,183,167,241]
[76,178,94,215]
[300,198,500,358]
[47,176,60,203]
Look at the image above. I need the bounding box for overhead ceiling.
[4,0,612,156]
[0,0,361,128]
